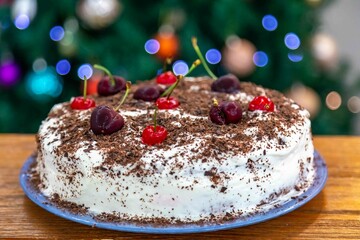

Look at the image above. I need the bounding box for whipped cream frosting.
[35,77,315,223]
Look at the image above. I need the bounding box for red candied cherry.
[248,96,275,112]
[142,107,167,145]
[94,64,126,96]
[211,74,241,93]
[71,76,96,110]
[142,125,168,145]
[156,96,180,109]
[133,85,164,101]
[155,59,201,110]
[71,97,96,110]
[90,82,131,135]
[209,99,242,125]
[156,71,177,85]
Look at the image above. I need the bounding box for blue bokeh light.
[50,26,65,41]
[288,53,304,62]
[172,60,189,76]
[262,15,278,31]
[56,59,71,75]
[14,14,30,30]
[77,64,93,80]
[156,68,163,76]
[253,51,268,67]
[144,39,160,54]
[205,49,222,64]
[284,33,301,50]
[25,68,63,98]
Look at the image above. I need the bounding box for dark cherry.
[97,76,127,96]
[90,105,124,135]
[211,74,241,93]
[70,97,96,110]
[142,125,168,145]
[210,101,242,125]
[156,71,177,85]
[133,85,163,101]
[155,97,180,109]
[248,96,275,112]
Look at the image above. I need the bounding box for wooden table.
[0,134,359,239]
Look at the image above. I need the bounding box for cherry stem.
[153,106,158,131]
[192,37,218,80]
[212,98,219,107]
[93,64,115,87]
[160,59,201,99]
[160,74,182,100]
[83,75,88,100]
[115,81,131,111]
[187,59,201,75]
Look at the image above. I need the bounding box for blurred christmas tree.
[0,0,356,134]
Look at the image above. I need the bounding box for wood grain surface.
[0,134,359,239]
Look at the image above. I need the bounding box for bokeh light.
[347,96,360,113]
[14,14,30,30]
[205,49,222,64]
[156,68,163,76]
[286,84,321,118]
[32,58,47,72]
[155,31,179,59]
[50,26,65,41]
[253,51,268,67]
[56,59,71,75]
[59,31,75,51]
[262,15,278,31]
[326,91,341,110]
[288,52,303,62]
[284,33,301,50]
[172,60,188,76]
[311,33,338,69]
[144,39,160,54]
[25,68,63,98]
[223,35,256,76]
[0,61,21,87]
[64,18,79,32]
[77,64,93,79]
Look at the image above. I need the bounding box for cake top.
[38,76,309,175]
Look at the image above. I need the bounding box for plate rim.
[19,151,327,234]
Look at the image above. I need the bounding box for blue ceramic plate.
[20,151,327,234]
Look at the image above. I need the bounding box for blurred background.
[0,0,359,134]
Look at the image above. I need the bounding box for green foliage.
[0,0,354,134]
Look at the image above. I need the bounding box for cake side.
[35,76,315,223]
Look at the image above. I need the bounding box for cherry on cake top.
[70,76,96,110]
[156,96,180,110]
[90,105,125,135]
[71,97,96,110]
[211,74,241,93]
[133,85,164,102]
[94,64,127,96]
[192,37,241,94]
[155,59,201,110]
[142,125,168,145]
[90,82,131,135]
[209,98,242,125]
[156,71,177,85]
[248,96,275,112]
[142,107,168,145]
